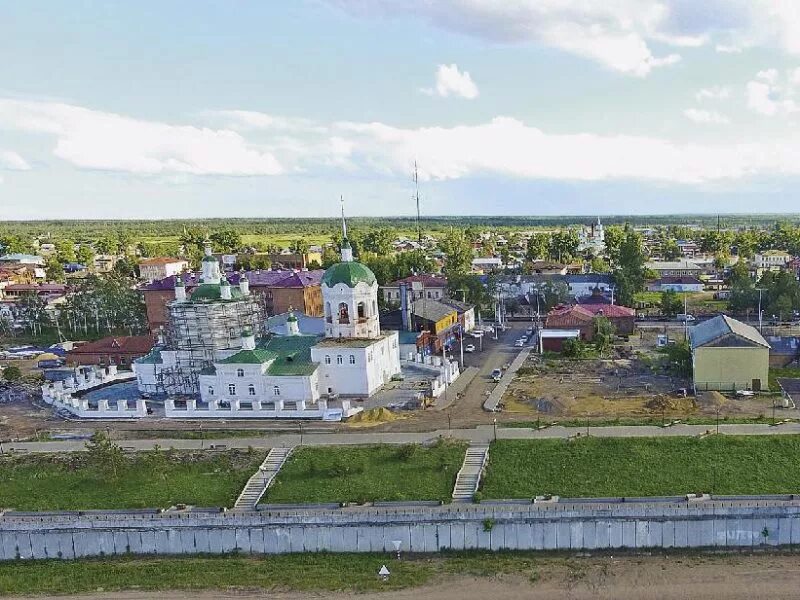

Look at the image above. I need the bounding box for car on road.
[526,327,534,335]
[676,313,696,322]
[491,368,502,381]
[469,331,483,338]
[514,339,525,347]
[464,344,476,353]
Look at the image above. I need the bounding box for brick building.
[139,269,324,331]
[66,335,155,368]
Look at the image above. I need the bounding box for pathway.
[483,347,532,412]
[233,446,294,510]
[451,443,489,502]
[5,422,800,454]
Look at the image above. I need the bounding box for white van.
[676,314,696,322]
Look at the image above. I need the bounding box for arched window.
[228,384,236,395]
[324,355,331,364]
[338,302,350,324]
[248,384,256,396]
[325,301,332,323]
[237,368,244,378]
[336,355,343,365]
[349,355,356,364]
[207,386,214,396]
[357,301,366,319]
[273,385,281,396]
[373,300,377,314]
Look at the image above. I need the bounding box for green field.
[0,551,560,596]
[481,436,800,499]
[0,450,263,511]
[263,442,466,504]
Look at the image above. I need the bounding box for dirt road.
[12,554,800,600]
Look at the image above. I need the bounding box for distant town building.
[645,260,703,278]
[753,250,793,272]
[138,257,189,281]
[577,217,605,254]
[381,274,449,305]
[139,269,324,331]
[0,253,45,267]
[647,276,705,293]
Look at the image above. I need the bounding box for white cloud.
[683,108,730,124]
[745,68,800,116]
[9,99,800,187]
[421,64,479,99]
[328,0,683,76]
[0,150,31,170]
[0,99,284,176]
[695,86,731,101]
[328,1,800,73]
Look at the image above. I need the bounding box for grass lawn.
[503,415,785,428]
[0,552,550,596]
[263,442,466,504]
[481,436,800,499]
[0,450,264,511]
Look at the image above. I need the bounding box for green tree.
[590,256,610,273]
[44,256,65,283]
[549,230,579,262]
[660,290,683,317]
[2,365,22,382]
[76,244,95,267]
[661,238,681,261]
[209,229,241,253]
[361,229,394,256]
[562,338,585,358]
[85,431,126,480]
[611,225,647,307]
[439,229,473,275]
[593,316,616,356]
[526,233,550,261]
[289,238,310,255]
[0,234,33,254]
[54,238,76,263]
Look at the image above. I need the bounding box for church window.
[427,291,432,298]
[208,386,214,396]
[324,355,331,364]
[228,384,236,395]
[325,302,332,323]
[368,351,373,362]
[338,302,350,324]
[336,355,343,365]
[273,385,281,396]
[349,355,356,364]
[248,384,256,396]
[357,301,366,319]
[237,368,244,378]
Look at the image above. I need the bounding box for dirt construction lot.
[500,351,778,423]
[20,554,800,600]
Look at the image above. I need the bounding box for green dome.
[189,283,244,302]
[321,261,376,288]
[202,254,217,263]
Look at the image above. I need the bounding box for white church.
[134,211,401,419]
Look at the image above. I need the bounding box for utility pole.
[413,161,422,245]
[756,287,766,332]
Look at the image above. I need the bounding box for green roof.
[135,349,163,364]
[219,349,277,364]
[322,261,376,288]
[260,335,320,376]
[189,283,244,301]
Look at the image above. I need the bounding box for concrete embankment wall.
[2,500,800,560]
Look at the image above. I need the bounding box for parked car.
[491,368,502,382]
[464,344,476,353]
[514,340,525,347]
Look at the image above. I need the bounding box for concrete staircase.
[233,446,294,510]
[452,443,489,502]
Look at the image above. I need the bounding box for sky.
[3,1,800,220]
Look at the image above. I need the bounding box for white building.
[136,215,401,419]
[754,250,792,272]
[578,217,605,254]
[138,257,189,281]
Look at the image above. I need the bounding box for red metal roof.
[67,335,155,355]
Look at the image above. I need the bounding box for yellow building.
[689,314,770,392]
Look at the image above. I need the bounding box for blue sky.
[3,1,800,219]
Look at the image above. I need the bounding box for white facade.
[139,258,188,281]
[323,281,381,339]
[754,251,792,271]
[311,332,401,397]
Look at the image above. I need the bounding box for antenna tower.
[413,162,422,244]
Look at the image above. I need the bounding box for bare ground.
[11,554,800,600]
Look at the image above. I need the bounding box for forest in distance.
[3,213,800,241]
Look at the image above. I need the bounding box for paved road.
[5,421,800,453]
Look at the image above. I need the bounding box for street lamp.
[756,287,766,333]
[493,417,497,441]
[299,421,304,446]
